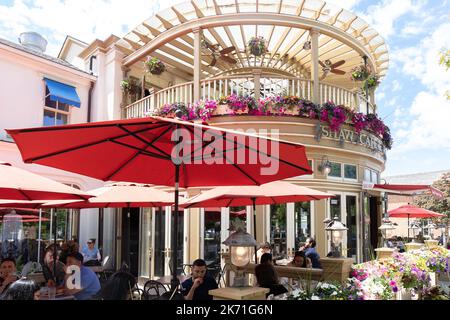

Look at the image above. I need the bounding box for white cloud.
[391,80,401,92]
[0,0,161,55]
[389,21,450,155]
[358,0,426,39]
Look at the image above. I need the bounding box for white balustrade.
[122,76,373,119]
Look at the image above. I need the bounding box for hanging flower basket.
[247,36,268,57]
[120,79,131,93]
[145,57,166,75]
[364,74,380,90]
[350,65,370,81]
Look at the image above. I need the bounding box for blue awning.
[44,78,81,108]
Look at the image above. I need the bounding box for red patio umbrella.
[0,207,47,216]
[0,162,92,200]
[42,183,174,208]
[7,116,312,293]
[0,162,93,272]
[388,204,444,239]
[41,183,175,269]
[0,214,50,222]
[182,181,333,262]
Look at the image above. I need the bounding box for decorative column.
[253,69,262,101]
[310,29,320,104]
[286,203,295,257]
[193,27,202,102]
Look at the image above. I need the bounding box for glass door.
[328,193,360,261]
[153,207,166,277]
[294,202,312,251]
[139,208,152,279]
[270,204,287,258]
[346,195,358,261]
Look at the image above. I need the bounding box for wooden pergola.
[118,0,388,102]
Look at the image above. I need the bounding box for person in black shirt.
[181,259,218,300]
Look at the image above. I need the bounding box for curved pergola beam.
[123,12,378,73]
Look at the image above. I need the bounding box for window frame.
[43,83,71,126]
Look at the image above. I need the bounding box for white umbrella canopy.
[0,162,92,201]
[41,183,174,208]
[181,181,334,208]
[181,181,334,263]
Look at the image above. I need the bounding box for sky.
[0,0,449,177]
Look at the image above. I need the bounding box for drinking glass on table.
[48,286,56,300]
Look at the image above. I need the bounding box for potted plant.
[145,57,166,75]
[247,36,268,57]
[364,74,380,90]
[120,79,131,93]
[350,65,370,81]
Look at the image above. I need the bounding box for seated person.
[101,271,136,300]
[81,239,101,266]
[300,237,322,269]
[0,258,19,295]
[181,259,218,300]
[256,242,271,264]
[287,251,312,268]
[255,253,288,298]
[42,246,66,288]
[0,278,41,300]
[64,252,101,300]
[59,240,79,265]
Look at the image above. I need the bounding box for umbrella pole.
[252,197,258,263]
[127,204,131,270]
[171,164,180,293]
[37,209,42,263]
[53,209,57,279]
[408,214,410,242]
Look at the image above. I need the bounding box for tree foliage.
[413,172,450,228]
[439,48,450,100]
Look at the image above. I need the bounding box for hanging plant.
[350,65,370,81]
[247,36,268,57]
[145,57,166,75]
[364,74,380,90]
[120,79,131,93]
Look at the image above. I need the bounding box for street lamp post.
[223,227,258,287]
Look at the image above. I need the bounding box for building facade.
[1,0,391,280]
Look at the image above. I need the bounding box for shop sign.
[316,124,385,156]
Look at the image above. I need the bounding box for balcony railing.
[122,76,374,119]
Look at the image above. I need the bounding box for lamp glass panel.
[231,246,250,267]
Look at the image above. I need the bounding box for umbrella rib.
[17,189,32,201]
[223,153,259,185]
[117,124,172,158]
[108,140,170,160]
[104,125,175,181]
[225,198,234,208]
[24,125,170,163]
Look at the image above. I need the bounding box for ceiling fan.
[202,39,237,67]
[319,59,346,80]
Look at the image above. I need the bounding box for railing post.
[193,27,202,102]
[253,69,261,100]
[310,28,320,104]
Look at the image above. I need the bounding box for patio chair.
[143,280,167,300]
[129,287,145,300]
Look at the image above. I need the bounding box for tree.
[439,49,450,100]
[413,172,450,242]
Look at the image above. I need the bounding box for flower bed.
[349,246,450,300]
[152,94,393,150]
[280,246,450,300]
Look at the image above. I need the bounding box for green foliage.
[413,172,450,232]
[439,49,450,100]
